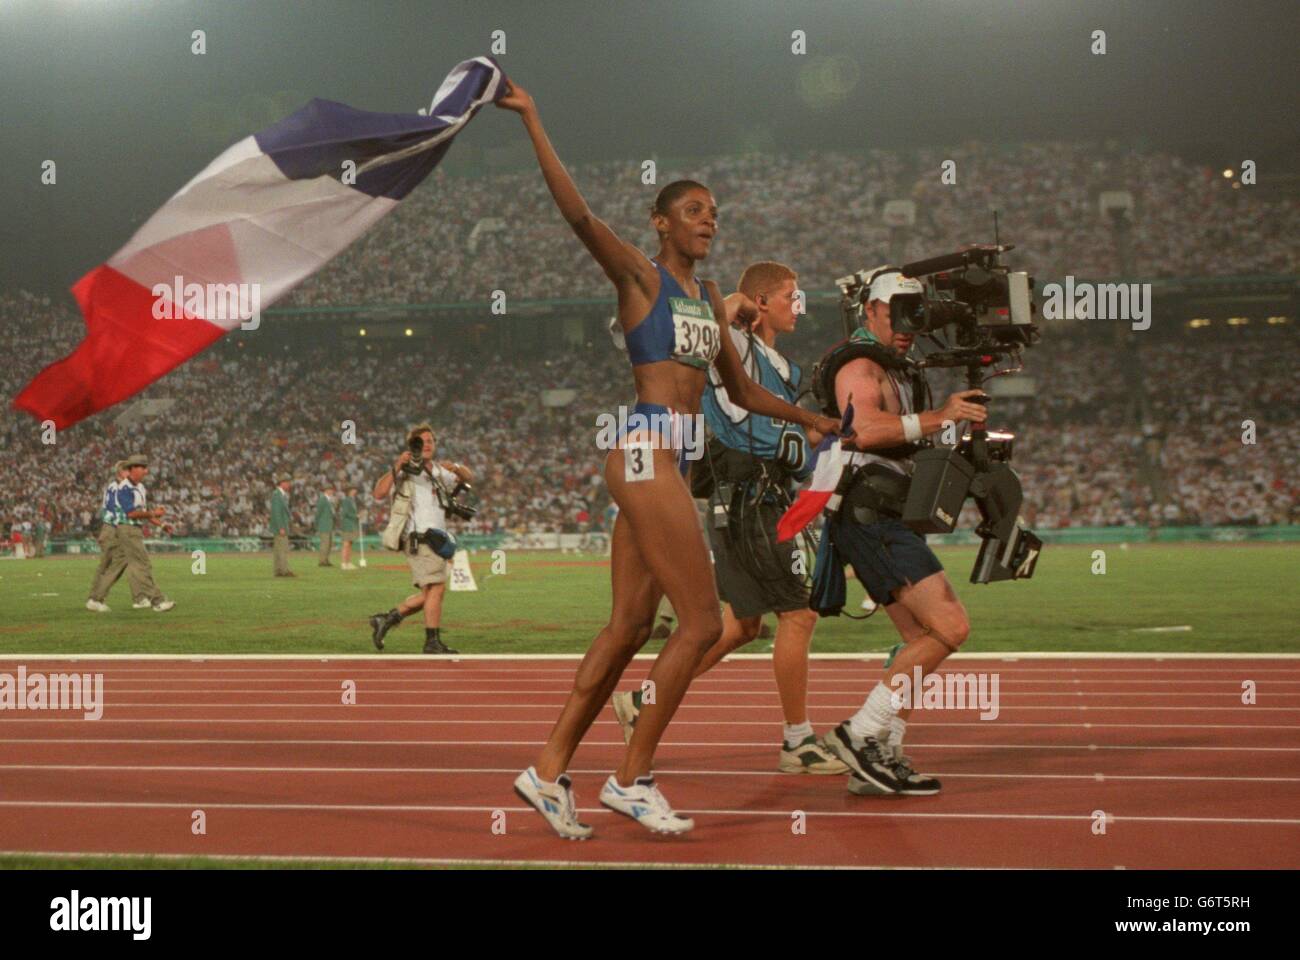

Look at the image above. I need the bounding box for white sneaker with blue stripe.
[599,774,694,834]
[513,766,593,840]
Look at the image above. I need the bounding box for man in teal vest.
[315,485,338,567]
[338,486,360,570]
[271,475,294,577]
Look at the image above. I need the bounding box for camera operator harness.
[810,328,932,526]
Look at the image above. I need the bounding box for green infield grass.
[0,543,1294,654]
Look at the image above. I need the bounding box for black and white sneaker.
[824,721,902,794]
[885,748,942,796]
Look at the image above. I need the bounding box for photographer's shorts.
[406,542,449,588]
[709,500,810,620]
[829,516,944,606]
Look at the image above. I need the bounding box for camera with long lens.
[836,244,1039,355]
[832,244,1044,584]
[400,435,426,477]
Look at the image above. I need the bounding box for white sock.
[849,682,896,741]
[783,720,813,746]
[887,715,907,754]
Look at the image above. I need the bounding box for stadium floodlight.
[1098,190,1134,219]
[882,199,916,227]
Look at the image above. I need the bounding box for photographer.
[815,269,987,797]
[368,424,473,655]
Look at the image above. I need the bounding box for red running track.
[1,656,1298,868]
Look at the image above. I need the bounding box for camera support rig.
[904,349,1043,584]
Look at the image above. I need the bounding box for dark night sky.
[2,0,1297,293]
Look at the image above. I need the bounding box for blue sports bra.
[622,260,722,369]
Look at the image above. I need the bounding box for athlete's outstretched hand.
[496,80,535,116]
[813,414,854,442]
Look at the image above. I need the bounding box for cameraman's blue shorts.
[616,401,693,478]
[828,515,944,606]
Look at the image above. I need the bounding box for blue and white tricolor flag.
[16,56,506,429]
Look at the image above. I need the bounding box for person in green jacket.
[271,475,294,577]
[338,486,360,570]
[315,485,338,567]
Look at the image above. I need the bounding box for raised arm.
[373,451,411,503]
[707,283,841,438]
[497,82,651,289]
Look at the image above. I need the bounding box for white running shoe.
[85,599,110,613]
[610,690,640,745]
[599,775,694,834]
[132,599,152,609]
[513,767,593,840]
[152,600,175,612]
[779,734,851,775]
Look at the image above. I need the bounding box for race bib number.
[624,440,655,483]
[669,297,720,369]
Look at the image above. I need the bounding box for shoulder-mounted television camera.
[836,244,1039,367]
[828,244,1044,585]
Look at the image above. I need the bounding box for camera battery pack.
[903,448,974,534]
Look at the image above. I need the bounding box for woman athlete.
[498,81,844,838]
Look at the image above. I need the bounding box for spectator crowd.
[2,139,1296,544]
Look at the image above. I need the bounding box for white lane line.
[6,718,1296,731]
[2,653,1298,660]
[2,697,1300,712]
[1,737,1298,751]
[3,717,1297,731]
[5,764,1300,783]
[76,671,1300,686]
[10,691,1293,700]
[0,849,910,871]
[0,799,1296,826]
[12,667,1300,678]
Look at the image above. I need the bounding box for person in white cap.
[811,267,987,797]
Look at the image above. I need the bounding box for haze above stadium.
[2,0,1297,295]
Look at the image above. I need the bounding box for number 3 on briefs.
[624,439,656,483]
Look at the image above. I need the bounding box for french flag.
[14,56,505,429]
[776,402,854,543]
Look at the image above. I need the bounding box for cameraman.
[816,269,987,797]
[368,424,473,655]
